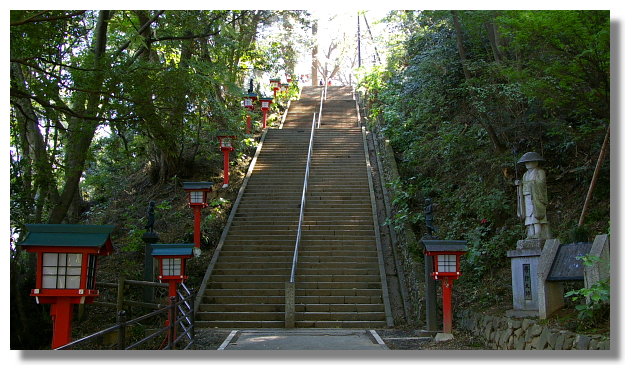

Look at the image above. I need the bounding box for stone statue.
[515,152,551,240]
[145,201,156,233]
[424,198,437,236]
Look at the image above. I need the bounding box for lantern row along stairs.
[196,86,391,328]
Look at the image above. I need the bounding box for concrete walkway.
[218,329,388,350]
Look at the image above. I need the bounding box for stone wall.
[456,309,610,350]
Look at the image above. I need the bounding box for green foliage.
[564,277,610,325]
[358,11,610,312]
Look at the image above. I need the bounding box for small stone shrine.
[536,234,610,319]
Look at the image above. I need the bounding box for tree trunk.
[10,62,61,215]
[312,22,318,86]
[451,10,472,80]
[485,20,503,63]
[48,10,112,223]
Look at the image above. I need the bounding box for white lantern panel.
[43,276,57,289]
[43,253,58,266]
[438,254,457,273]
[66,276,81,289]
[190,191,204,203]
[67,253,82,267]
[41,252,84,289]
[162,258,182,276]
[262,102,269,108]
[222,139,232,148]
[244,99,252,107]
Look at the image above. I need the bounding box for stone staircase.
[196,85,389,328]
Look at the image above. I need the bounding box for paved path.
[217,329,388,350]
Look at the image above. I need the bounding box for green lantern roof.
[419,239,467,252]
[18,224,115,248]
[182,181,213,190]
[151,243,194,257]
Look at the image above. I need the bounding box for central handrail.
[317,85,325,128]
[290,112,317,283]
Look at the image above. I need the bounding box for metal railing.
[317,84,326,128]
[285,86,324,328]
[56,284,196,350]
[289,111,317,284]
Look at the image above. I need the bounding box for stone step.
[213,268,291,276]
[294,321,385,329]
[295,312,384,321]
[295,304,384,313]
[198,303,284,313]
[295,295,383,304]
[195,321,285,329]
[208,281,286,289]
[204,288,285,297]
[295,274,380,283]
[210,272,379,282]
[214,261,292,269]
[294,288,382,297]
[294,281,382,290]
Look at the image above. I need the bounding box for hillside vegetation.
[356,10,610,326]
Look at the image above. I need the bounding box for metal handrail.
[317,85,325,128]
[290,112,317,283]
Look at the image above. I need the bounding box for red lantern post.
[182,182,212,248]
[150,244,194,298]
[270,78,281,98]
[150,243,194,343]
[260,97,273,129]
[421,240,467,334]
[243,92,258,134]
[217,135,236,188]
[19,224,114,349]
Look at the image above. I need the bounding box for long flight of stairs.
[196,86,389,328]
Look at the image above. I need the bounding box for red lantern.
[182,182,212,248]
[421,240,467,334]
[269,78,281,98]
[216,135,236,189]
[151,244,194,297]
[259,97,273,129]
[243,92,258,134]
[19,224,114,348]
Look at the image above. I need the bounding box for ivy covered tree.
[9,9,308,349]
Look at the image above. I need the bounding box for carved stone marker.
[507,239,544,317]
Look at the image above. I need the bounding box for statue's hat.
[517,152,545,164]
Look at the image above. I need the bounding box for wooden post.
[578,127,610,227]
[168,296,177,349]
[425,255,438,331]
[50,299,74,349]
[116,274,125,312]
[193,205,202,248]
[223,150,230,186]
[441,278,454,334]
[117,310,126,350]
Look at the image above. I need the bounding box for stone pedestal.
[506,239,544,318]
